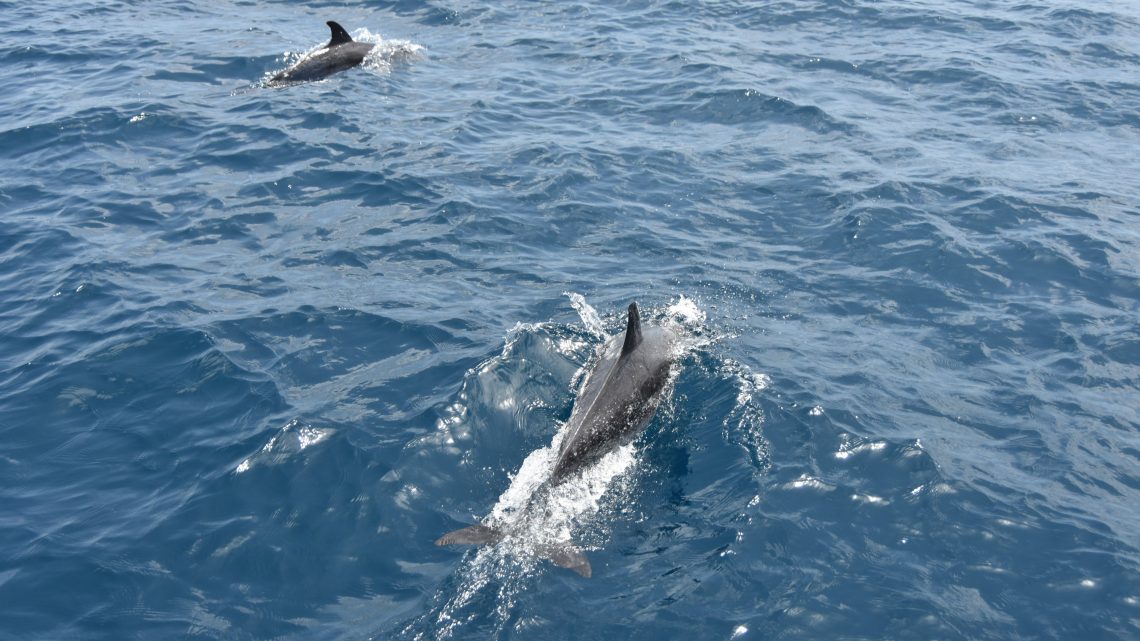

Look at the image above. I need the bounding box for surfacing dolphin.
[436,302,678,577]
[268,21,374,86]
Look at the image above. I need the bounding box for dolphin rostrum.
[436,302,678,577]
[268,21,375,86]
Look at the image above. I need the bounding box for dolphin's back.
[268,21,375,86]
[271,43,373,84]
[551,304,675,485]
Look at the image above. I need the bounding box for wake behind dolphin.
[436,302,679,577]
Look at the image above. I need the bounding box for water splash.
[234,418,331,473]
[360,32,424,75]
[417,440,640,640]
[564,291,606,338]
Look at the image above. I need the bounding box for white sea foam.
[361,35,424,74]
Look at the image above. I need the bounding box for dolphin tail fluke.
[542,544,593,578]
[436,526,593,578]
[435,523,503,546]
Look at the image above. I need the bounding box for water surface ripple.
[1,1,1138,640]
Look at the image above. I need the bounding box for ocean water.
[1,0,1138,639]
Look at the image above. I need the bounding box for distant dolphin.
[436,303,678,577]
[268,21,374,86]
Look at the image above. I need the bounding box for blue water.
[2,1,1138,639]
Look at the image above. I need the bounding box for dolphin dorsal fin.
[326,21,354,46]
[620,302,643,358]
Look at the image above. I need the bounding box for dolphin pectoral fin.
[541,544,592,578]
[435,524,503,546]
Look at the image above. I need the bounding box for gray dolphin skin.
[436,302,678,577]
[268,21,375,86]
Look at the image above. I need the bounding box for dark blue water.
[2,1,1138,639]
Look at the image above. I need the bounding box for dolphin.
[436,302,678,577]
[268,21,375,86]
